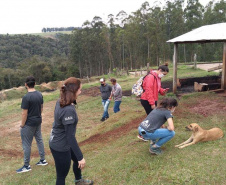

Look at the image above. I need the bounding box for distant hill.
[0,33,71,68]
[0,33,80,91]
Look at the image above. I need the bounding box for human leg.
[50,148,71,185]
[34,124,45,161]
[70,149,82,180]
[102,99,110,119]
[138,126,154,142]
[71,150,93,185]
[144,128,175,147]
[113,101,121,113]
[150,129,175,147]
[140,99,153,115]
[20,125,35,166]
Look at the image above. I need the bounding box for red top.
[140,71,165,105]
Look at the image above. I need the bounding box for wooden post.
[221,42,226,90]
[147,63,149,73]
[173,43,178,94]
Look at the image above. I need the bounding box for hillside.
[0,33,70,69]
[0,66,225,184]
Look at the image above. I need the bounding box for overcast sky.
[0,0,212,34]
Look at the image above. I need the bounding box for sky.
[0,0,213,34]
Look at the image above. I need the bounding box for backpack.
[131,73,149,96]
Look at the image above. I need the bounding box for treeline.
[70,0,226,77]
[41,27,81,32]
[0,34,79,90]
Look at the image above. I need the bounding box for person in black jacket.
[49,77,93,185]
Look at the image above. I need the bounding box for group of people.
[16,62,177,184]
[16,76,122,184]
[99,78,122,121]
[16,76,93,185]
[138,62,178,155]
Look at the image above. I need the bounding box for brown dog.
[175,123,224,149]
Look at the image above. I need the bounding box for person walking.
[16,76,47,173]
[138,98,178,155]
[109,78,122,113]
[49,77,93,185]
[140,62,170,116]
[99,78,112,121]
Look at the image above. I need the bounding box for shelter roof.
[167,23,226,44]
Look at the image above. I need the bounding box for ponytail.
[158,62,169,72]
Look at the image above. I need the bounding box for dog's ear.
[194,126,199,132]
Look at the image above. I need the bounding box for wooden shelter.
[167,23,226,93]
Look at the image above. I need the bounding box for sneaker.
[149,146,162,155]
[100,117,105,122]
[16,165,31,173]
[36,159,48,166]
[137,135,148,142]
[75,178,94,185]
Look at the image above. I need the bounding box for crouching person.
[138,98,178,155]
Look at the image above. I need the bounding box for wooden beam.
[208,65,222,72]
[173,43,178,93]
[221,42,226,89]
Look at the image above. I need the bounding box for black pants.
[140,99,157,115]
[50,148,82,185]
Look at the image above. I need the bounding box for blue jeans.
[102,99,110,118]
[113,101,121,113]
[138,126,175,147]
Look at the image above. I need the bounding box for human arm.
[20,109,28,128]
[62,108,84,169]
[167,118,174,131]
[108,85,112,99]
[41,104,43,114]
[109,90,113,100]
[159,87,169,96]
[65,124,84,169]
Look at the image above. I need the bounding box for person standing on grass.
[99,78,112,122]
[16,76,47,174]
[138,98,178,155]
[138,63,170,141]
[49,77,93,185]
[109,78,122,113]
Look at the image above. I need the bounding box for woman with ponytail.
[49,77,93,185]
[138,63,170,141]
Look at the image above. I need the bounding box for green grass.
[0,66,225,184]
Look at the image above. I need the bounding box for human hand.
[163,88,169,94]
[151,104,155,109]
[20,124,25,128]
[78,158,86,170]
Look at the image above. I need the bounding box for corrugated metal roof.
[167,23,226,43]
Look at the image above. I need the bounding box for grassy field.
[0,65,225,185]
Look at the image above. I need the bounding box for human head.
[157,62,169,78]
[25,76,35,88]
[110,78,116,85]
[158,98,178,111]
[100,78,105,86]
[60,77,82,107]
